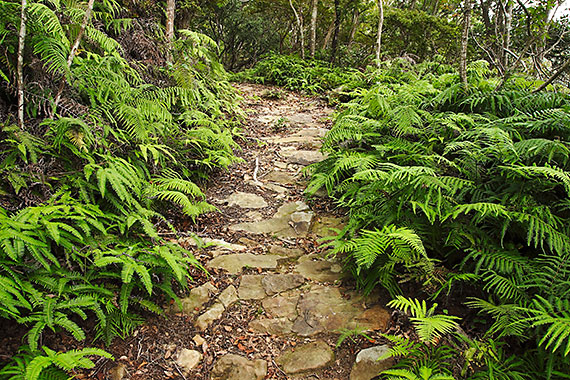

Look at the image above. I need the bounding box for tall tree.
[17,0,27,129]
[459,0,471,84]
[289,0,305,58]
[375,0,384,67]
[166,0,176,62]
[330,0,341,63]
[310,0,318,57]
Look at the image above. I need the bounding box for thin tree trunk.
[375,0,384,67]
[322,21,334,50]
[501,1,513,69]
[289,0,304,58]
[310,0,318,57]
[330,0,340,63]
[459,0,471,85]
[533,58,570,93]
[347,9,360,50]
[51,0,95,117]
[17,0,27,129]
[166,0,175,62]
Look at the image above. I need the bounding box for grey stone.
[274,161,288,169]
[290,211,314,234]
[176,349,202,372]
[265,170,296,185]
[211,354,267,380]
[269,245,304,258]
[230,201,313,238]
[202,238,247,252]
[238,275,266,300]
[280,149,326,165]
[350,345,394,380]
[195,302,225,331]
[218,285,238,308]
[277,340,334,374]
[262,183,288,194]
[223,192,268,209]
[287,113,315,126]
[173,282,217,315]
[295,258,342,283]
[262,294,299,319]
[262,274,305,295]
[207,253,283,274]
[248,317,294,335]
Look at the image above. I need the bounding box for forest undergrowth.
[241,55,570,379]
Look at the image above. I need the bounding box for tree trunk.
[375,0,383,67]
[166,0,175,62]
[501,1,513,69]
[533,58,570,93]
[322,21,334,50]
[17,0,27,129]
[347,8,360,50]
[310,0,318,57]
[330,0,341,63]
[459,0,471,85]
[51,0,96,117]
[289,0,304,58]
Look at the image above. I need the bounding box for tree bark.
[375,0,384,67]
[310,0,318,57]
[459,0,471,85]
[330,0,341,63]
[501,1,513,69]
[166,0,175,62]
[17,0,27,129]
[347,8,360,50]
[51,0,96,117]
[322,21,334,50]
[533,58,570,93]
[289,0,304,58]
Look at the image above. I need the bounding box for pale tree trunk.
[17,0,27,129]
[501,1,513,69]
[375,0,383,67]
[459,0,471,85]
[330,0,340,63]
[310,0,318,57]
[289,0,304,58]
[51,0,95,116]
[322,21,334,50]
[166,0,175,62]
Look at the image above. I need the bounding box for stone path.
[171,84,393,380]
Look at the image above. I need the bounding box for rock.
[277,340,334,374]
[275,161,288,169]
[176,349,202,372]
[261,274,305,295]
[262,183,288,194]
[238,237,259,247]
[223,192,268,209]
[218,285,238,308]
[295,258,342,283]
[207,253,283,274]
[351,305,391,332]
[248,317,294,335]
[230,201,313,238]
[287,113,315,126]
[193,334,206,347]
[269,245,304,258]
[265,170,296,185]
[202,238,247,252]
[109,363,127,380]
[238,275,266,300]
[245,210,264,221]
[280,149,326,165]
[195,302,225,331]
[311,216,346,237]
[290,211,314,234]
[262,294,299,319]
[292,286,360,336]
[350,345,394,380]
[211,354,267,380]
[173,282,217,315]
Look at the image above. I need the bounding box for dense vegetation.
[0,1,240,378]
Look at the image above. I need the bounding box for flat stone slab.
[350,345,394,380]
[249,317,294,335]
[295,256,342,283]
[277,340,334,374]
[222,192,268,209]
[230,201,314,238]
[264,170,296,185]
[218,285,238,308]
[239,275,266,300]
[280,149,326,165]
[262,293,299,319]
[311,216,346,237]
[207,253,283,274]
[262,274,305,295]
[211,354,267,380]
[171,282,217,314]
[269,245,304,258]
